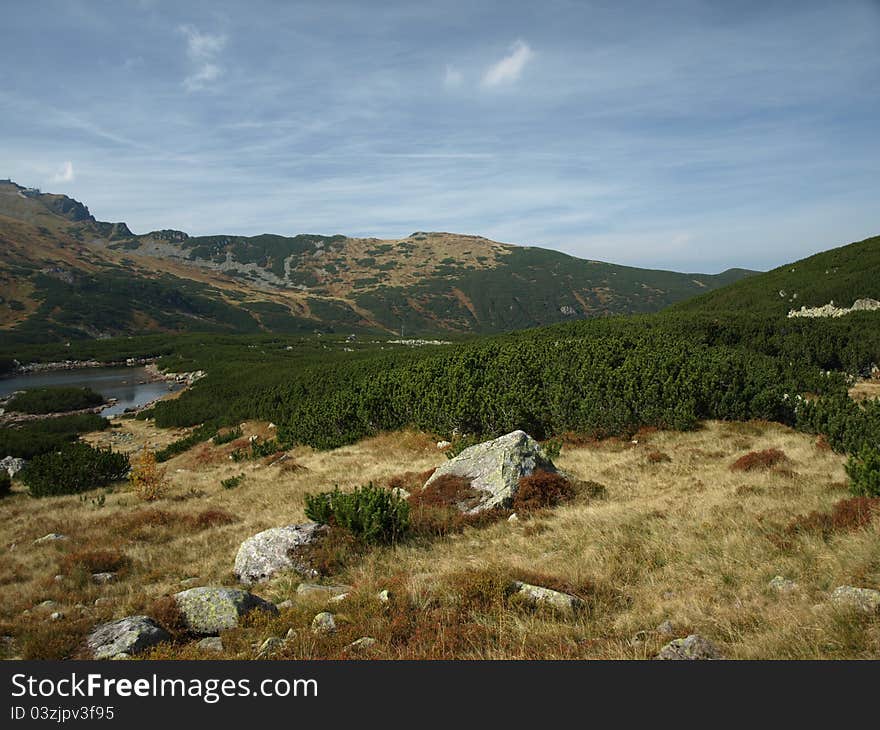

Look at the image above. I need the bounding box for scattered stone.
[92,572,116,585]
[769,576,798,594]
[50,612,63,621]
[234,523,327,584]
[110,653,131,661]
[423,430,558,513]
[629,630,649,646]
[508,513,520,523]
[437,441,451,449]
[53,575,64,583]
[276,600,294,611]
[656,634,723,660]
[831,586,880,614]
[197,637,224,653]
[311,612,337,635]
[257,637,285,657]
[1,456,25,478]
[33,533,66,544]
[510,581,584,615]
[87,616,170,660]
[656,620,675,637]
[179,577,200,587]
[285,628,297,640]
[36,600,58,611]
[94,597,112,607]
[345,637,378,653]
[173,587,278,636]
[328,593,349,604]
[390,487,411,500]
[296,583,353,599]
[377,589,392,603]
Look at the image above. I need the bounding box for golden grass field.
[1,416,878,660]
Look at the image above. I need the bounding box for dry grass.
[1,419,878,660]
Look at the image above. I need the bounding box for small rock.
[437,441,451,449]
[53,574,64,583]
[94,597,112,607]
[656,620,675,637]
[92,572,116,585]
[328,593,349,604]
[37,600,58,610]
[197,637,224,653]
[768,576,798,594]
[296,583,353,599]
[50,612,63,621]
[285,628,297,640]
[87,616,170,660]
[629,630,648,646]
[656,634,723,660]
[377,589,392,603]
[179,577,200,587]
[510,581,584,616]
[276,600,294,611]
[390,487,411,500]
[257,636,285,657]
[174,587,278,636]
[33,533,66,544]
[831,585,880,614]
[311,612,337,635]
[345,636,378,653]
[508,513,520,523]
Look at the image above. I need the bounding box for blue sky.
[1,0,878,272]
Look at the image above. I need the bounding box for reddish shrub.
[731,448,788,472]
[147,595,188,638]
[513,470,575,511]
[786,497,880,539]
[387,468,436,492]
[60,549,128,575]
[647,450,672,464]
[185,508,236,530]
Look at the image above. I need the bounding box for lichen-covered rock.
[510,581,584,616]
[1,456,25,478]
[87,616,170,660]
[345,637,377,653]
[656,634,723,660]
[831,586,880,614]
[197,636,224,653]
[174,587,277,635]
[768,576,798,594]
[311,612,337,635]
[234,523,327,584]
[423,430,557,513]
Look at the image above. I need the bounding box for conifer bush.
[846,446,880,497]
[304,484,409,544]
[22,443,129,497]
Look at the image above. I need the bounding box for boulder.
[423,430,557,513]
[234,523,327,584]
[656,634,723,660]
[311,612,337,635]
[831,586,880,614]
[87,616,170,660]
[173,587,278,635]
[510,581,584,616]
[768,576,798,594]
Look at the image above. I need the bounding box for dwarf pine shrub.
[22,443,129,497]
[304,483,409,544]
[846,445,880,497]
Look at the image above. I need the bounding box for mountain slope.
[0,180,755,341]
[670,234,880,317]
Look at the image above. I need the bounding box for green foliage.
[221,473,245,490]
[155,424,217,463]
[795,397,880,455]
[230,437,283,462]
[0,414,109,459]
[6,386,104,414]
[0,471,10,497]
[212,427,243,445]
[22,442,129,497]
[845,446,880,497]
[445,435,481,459]
[542,437,563,460]
[304,484,410,544]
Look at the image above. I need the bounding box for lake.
[0,366,182,417]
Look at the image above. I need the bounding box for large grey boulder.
[173,587,277,635]
[423,430,557,513]
[656,634,723,660]
[87,616,170,660]
[234,523,327,584]
[831,586,880,614]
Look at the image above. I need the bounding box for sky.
[1,0,879,273]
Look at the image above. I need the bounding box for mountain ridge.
[0,180,756,342]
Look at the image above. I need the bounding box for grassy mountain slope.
[0,180,754,341]
[670,234,880,317]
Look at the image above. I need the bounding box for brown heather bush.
[102,507,236,541]
[647,450,672,464]
[60,548,129,576]
[186,508,236,530]
[146,595,188,639]
[513,470,575,512]
[731,448,788,472]
[386,468,436,492]
[299,526,366,576]
[406,475,510,537]
[16,616,94,660]
[786,497,880,539]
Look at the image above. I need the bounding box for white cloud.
[482,40,534,87]
[179,25,227,91]
[443,64,463,88]
[52,160,75,183]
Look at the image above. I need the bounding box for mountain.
[0,180,755,342]
[670,234,880,317]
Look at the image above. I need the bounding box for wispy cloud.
[482,40,534,87]
[52,160,75,183]
[179,25,227,91]
[443,64,463,88]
